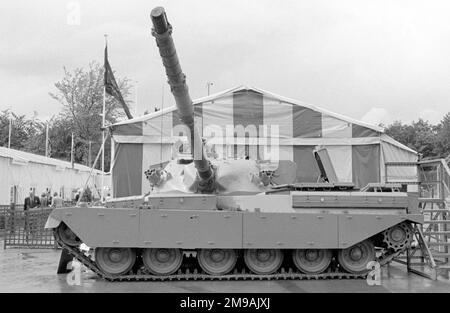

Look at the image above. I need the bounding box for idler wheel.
[382,222,413,251]
[292,249,332,274]
[56,223,81,247]
[244,249,283,275]
[197,249,237,275]
[337,240,375,274]
[142,248,183,275]
[95,247,136,276]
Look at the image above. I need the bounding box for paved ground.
[0,241,449,293]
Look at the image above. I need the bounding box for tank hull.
[46,191,423,279]
[46,192,423,249]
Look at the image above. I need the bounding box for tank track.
[54,230,405,282]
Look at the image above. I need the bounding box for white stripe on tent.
[203,97,233,159]
[263,96,293,140]
[281,146,293,162]
[143,111,173,137]
[262,94,293,160]
[322,115,352,138]
[326,145,352,182]
[380,140,418,183]
[380,133,416,154]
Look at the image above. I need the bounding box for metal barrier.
[386,159,450,279]
[2,206,56,249]
[0,205,8,230]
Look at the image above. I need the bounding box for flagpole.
[88,141,92,167]
[71,132,74,168]
[102,86,105,202]
[102,34,108,203]
[8,117,11,149]
[45,122,49,157]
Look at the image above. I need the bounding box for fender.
[45,213,62,229]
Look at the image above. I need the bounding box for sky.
[1,0,450,125]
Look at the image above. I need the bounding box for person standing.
[24,190,40,210]
[40,192,48,207]
[74,190,81,203]
[51,192,63,208]
[46,189,52,205]
[24,190,40,241]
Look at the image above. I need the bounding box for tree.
[435,113,450,158]
[0,110,42,151]
[411,119,439,158]
[49,61,133,170]
[383,121,415,150]
[22,118,47,156]
[384,118,443,159]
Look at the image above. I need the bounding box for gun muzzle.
[151,7,169,34]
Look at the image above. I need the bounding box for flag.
[104,46,133,119]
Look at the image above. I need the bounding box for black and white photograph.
[0,0,450,301]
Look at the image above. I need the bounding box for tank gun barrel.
[150,7,214,191]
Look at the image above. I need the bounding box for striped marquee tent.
[109,86,417,197]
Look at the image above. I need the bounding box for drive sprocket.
[382,222,413,251]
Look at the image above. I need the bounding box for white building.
[0,147,109,206]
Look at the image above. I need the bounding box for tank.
[45,7,423,280]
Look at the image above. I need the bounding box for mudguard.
[45,211,62,229]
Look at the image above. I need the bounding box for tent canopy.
[109,85,417,197]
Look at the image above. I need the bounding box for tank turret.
[150,7,215,192]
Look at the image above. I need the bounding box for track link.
[54,230,405,282]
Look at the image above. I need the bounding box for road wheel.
[244,249,283,275]
[337,240,375,274]
[142,248,183,275]
[95,247,136,276]
[197,249,237,275]
[292,249,332,274]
